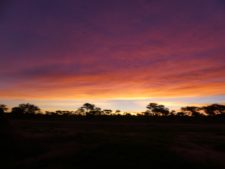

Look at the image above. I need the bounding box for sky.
[0,0,225,112]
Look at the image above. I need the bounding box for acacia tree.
[146,103,170,116]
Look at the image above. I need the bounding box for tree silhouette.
[81,103,102,116]
[201,104,225,116]
[55,110,63,116]
[103,109,112,115]
[11,107,24,117]
[176,112,186,116]
[11,103,40,116]
[142,111,152,116]
[0,104,8,112]
[0,104,8,118]
[89,107,102,116]
[181,106,201,117]
[146,103,170,116]
[75,108,86,116]
[81,103,95,113]
[115,110,121,115]
[170,110,176,116]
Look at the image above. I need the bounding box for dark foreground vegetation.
[1,102,225,117]
[1,103,225,169]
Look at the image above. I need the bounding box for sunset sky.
[0,0,225,112]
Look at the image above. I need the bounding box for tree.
[115,110,121,115]
[0,104,8,112]
[81,103,102,116]
[176,112,184,116]
[11,107,24,117]
[89,107,102,116]
[11,103,41,116]
[75,108,85,116]
[81,103,95,113]
[181,106,201,117]
[103,109,112,115]
[55,110,64,115]
[0,104,8,118]
[142,111,152,116]
[170,110,176,116]
[201,104,225,116]
[55,111,73,116]
[146,103,170,116]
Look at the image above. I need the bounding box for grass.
[1,118,225,169]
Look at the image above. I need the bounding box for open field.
[1,118,225,169]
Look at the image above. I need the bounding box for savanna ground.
[1,117,225,169]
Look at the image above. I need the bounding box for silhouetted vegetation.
[0,104,9,125]
[145,103,170,116]
[1,102,225,119]
[1,102,225,169]
[11,103,40,117]
[0,104,8,113]
[201,104,225,116]
[81,103,102,116]
[181,106,202,117]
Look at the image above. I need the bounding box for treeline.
[1,102,225,118]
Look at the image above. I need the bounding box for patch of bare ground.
[171,132,225,168]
